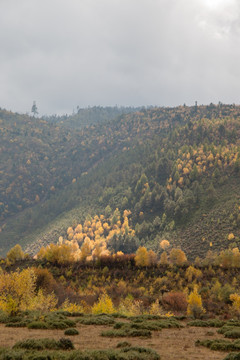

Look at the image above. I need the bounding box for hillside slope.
[0,104,240,258]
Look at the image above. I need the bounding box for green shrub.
[129,315,162,321]
[188,319,225,327]
[64,328,79,336]
[223,353,240,360]
[116,341,131,348]
[196,339,240,351]
[59,338,74,350]
[0,312,9,323]
[5,322,27,328]
[0,349,26,360]
[27,321,48,329]
[77,316,114,326]
[0,347,160,360]
[47,320,76,330]
[12,338,74,351]
[69,312,83,317]
[224,329,240,339]
[101,329,152,338]
[27,318,76,330]
[218,325,236,334]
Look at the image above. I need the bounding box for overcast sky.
[0,0,240,115]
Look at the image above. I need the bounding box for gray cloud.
[0,0,240,115]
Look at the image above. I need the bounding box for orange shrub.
[162,291,187,312]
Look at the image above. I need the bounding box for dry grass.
[0,322,225,360]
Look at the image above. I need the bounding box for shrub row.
[0,346,160,360]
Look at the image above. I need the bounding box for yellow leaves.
[187,286,205,318]
[149,300,163,316]
[92,293,115,314]
[74,233,83,242]
[123,209,131,218]
[135,246,149,267]
[75,224,82,233]
[103,222,109,230]
[135,247,158,267]
[228,233,235,241]
[160,239,170,250]
[6,244,25,265]
[160,251,168,265]
[0,268,58,314]
[68,232,74,240]
[185,266,203,282]
[207,153,214,162]
[183,167,190,175]
[48,209,135,262]
[37,243,74,265]
[230,293,240,315]
[61,299,84,313]
[169,248,187,266]
[0,268,36,315]
[28,289,57,312]
[177,163,182,171]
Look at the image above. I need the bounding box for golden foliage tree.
[169,248,187,266]
[0,268,36,315]
[6,244,25,265]
[37,243,74,265]
[187,286,205,318]
[160,251,169,265]
[135,246,149,267]
[92,292,115,314]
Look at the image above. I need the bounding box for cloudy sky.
[0,0,240,115]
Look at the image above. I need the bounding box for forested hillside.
[45,106,141,129]
[0,104,240,258]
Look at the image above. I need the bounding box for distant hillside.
[44,106,142,129]
[0,104,240,258]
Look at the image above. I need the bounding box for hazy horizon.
[1,0,240,116]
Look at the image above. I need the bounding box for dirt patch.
[0,323,226,359]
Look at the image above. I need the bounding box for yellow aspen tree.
[169,248,187,266]
[160,239,170,250]
[6,244,25,265]
[148,250,158,266]
[187,286,205,318]
[160,251,169,265]
[135,246,149,267]
[92,293,115,314]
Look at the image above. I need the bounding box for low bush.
[5,322,27,328]
[101,329,152,338]
[188,319,225,327]
[64,328,79,336]
[129,315,162,321]
[0,312,9,324]
[0,347,160,360]
[116,341,131,348]
[196,339,240,351]
[27,319,76,330]
[218,325,236,334]
[27,321,48,329]
[224,329,240,339]
[76,315,114,325]
[47,320,76,330]
[223,353,240,360]
[12,338,74,351]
